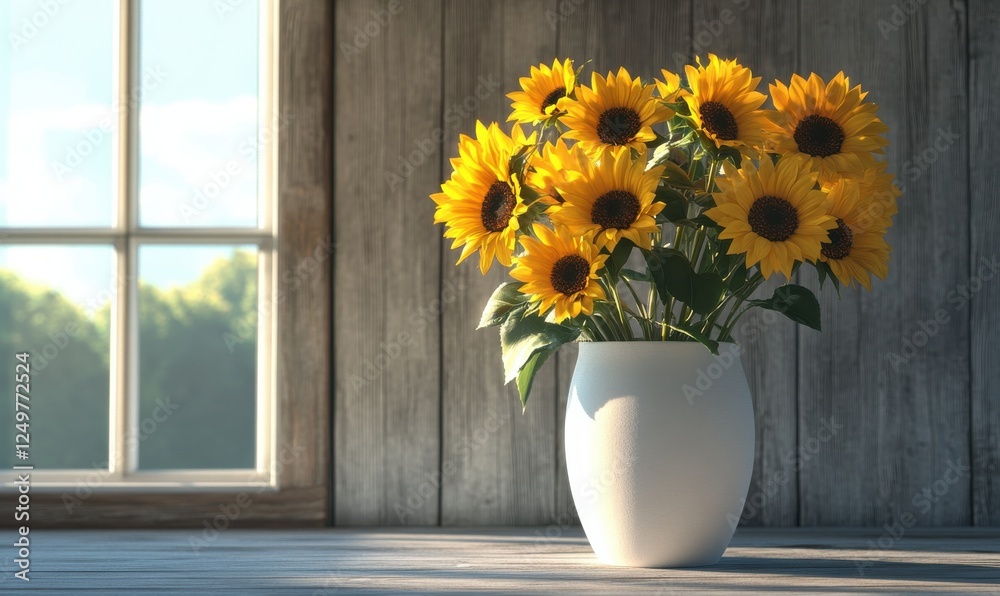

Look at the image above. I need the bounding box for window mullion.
[109,0,138,480]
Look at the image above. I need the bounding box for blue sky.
[0,0,260,307]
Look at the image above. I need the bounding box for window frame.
[0,0,330,525]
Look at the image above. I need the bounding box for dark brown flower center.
[550,254,591,296]
[541,87,567,113]
[747,195,799,242]
[821,218,854,260]
[794,114,845,158]
[480,181,516,232]
[596,107,641,145]
[591,190,640,230]
[699,101,739,140]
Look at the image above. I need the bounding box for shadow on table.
[714,555,1000,585]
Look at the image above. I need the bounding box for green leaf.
[519,184,544,205]
[654,185,689,223]
[667,323,720,355]
[727,261,748,291]
[508,145,532,177]
[749,284,822,331]
[813,261,842,297]
[646,148,699,189]
[621,268,651,282]
[603,238,635,280]
[478,283,526,329]
[516,200,549,236]
[500,307,580,386]
[644,247,726,315]
[516,346,556,410]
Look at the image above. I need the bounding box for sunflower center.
[480,181,516,232]
[591,190,641,230]
[821,218,854,260]
[747,195,799,242]
[699,101,739,140]
[596,107,642,145]
[794,114,845,158]
[550,255,591,296]
[541,87,567,113]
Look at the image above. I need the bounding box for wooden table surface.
[3,527,999,594]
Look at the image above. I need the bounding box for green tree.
[0,250,259,471]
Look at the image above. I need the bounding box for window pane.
[137,0,260,228]
[0,246,113,469]
[0,1,115,227]
[137,245,257,469]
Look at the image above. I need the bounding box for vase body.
[564,341,755,568]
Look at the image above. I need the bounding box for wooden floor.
[5,527,999,593]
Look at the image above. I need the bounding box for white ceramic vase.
[565,341,755,568]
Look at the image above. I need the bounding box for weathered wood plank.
[796,0,971,525]
[333,0,443,524]
[277,0,333,494]
[0,487,327,528]
[969,0,1000,526]
[553,0,693,527]
[691,0,801,528]
[438,0,560,524]
[17,528,1000,592]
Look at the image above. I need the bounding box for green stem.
[621,277,652,340]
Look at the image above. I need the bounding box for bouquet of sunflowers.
[431,55,900,407]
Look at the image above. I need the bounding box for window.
[0,0,329,523]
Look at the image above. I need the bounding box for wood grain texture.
[16,528,1000,592]
[0,487,326,528]
[690,0,801,528]
[969,0,1000,526]
[438,0,562,525]
[552,0,693,527]
[332,0,443,524]
[278,0,333,495]
[796,0,971,525]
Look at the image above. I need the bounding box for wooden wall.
[333,0,999,526]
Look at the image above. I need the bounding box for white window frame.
[0,0,279,492]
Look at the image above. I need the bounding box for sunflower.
[820,161,901,236]
[706,154,837,280]
[431,121,536,274]
[561,67,672,158]
[550,148,665,250]
[768,72,889,179]
[511,224,608,323]
[507,58,576,125]
[655,68,688,103]
[526,138,589,207]
[817,178,891,290]
[683,54,772,151]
